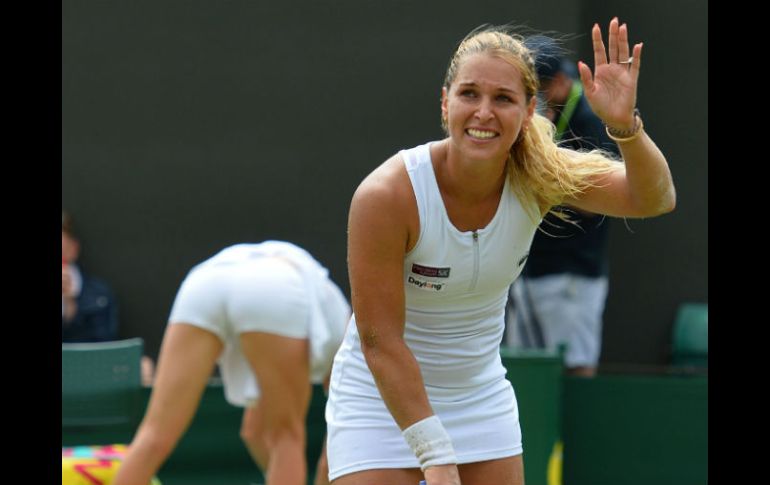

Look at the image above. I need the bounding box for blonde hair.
[444,26,623,222]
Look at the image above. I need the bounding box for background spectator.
[62,210,118,343]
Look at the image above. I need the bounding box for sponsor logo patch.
[407,275,445,291]
[411,263,451,278]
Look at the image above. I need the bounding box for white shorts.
[506,274,608,367]
[168,257,310,406]
[169,257,310,339]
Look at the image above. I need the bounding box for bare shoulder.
[351,153,414,221]
[353,153,410,203]
[349,152,417,253]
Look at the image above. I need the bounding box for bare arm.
[567,18,676,218]
[347,161,433,428]
[348,159,461,484]
[565,130,675,218]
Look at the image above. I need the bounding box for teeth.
[467,128,496,139]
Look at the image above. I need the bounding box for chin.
[463,137,510,158]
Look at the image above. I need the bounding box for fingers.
[608,17,619,63]
[592,23,607,66]
[594,17,640,68]
[618,22,630,62]
[577,60,593,92]
[630,42,643,80]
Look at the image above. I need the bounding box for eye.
[496,94,514,103]
[459,89,477,98]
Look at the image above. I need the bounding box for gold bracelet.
[606,108,644,143]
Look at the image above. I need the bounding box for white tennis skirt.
[325,327,523,480]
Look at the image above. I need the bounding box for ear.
[441,86,448,120]
[525,95,537,125]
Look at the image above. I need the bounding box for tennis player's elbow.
[360,330,401,373]
[650,185,677,216]
[361,331,384,368]
[633,183,676,217]
[660,188,677,214]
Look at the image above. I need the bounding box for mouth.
[465,128,499,140]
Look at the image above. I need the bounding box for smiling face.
[442,52,536,162]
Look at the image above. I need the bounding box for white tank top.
[326,142,540,475]
[333,141,540,401]
[400,141,540,393]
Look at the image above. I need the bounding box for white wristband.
[402,415,457,471]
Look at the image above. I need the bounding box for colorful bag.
[62,444,162,485]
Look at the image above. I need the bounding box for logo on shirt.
[411,263,450,278]
[407,276,445,291]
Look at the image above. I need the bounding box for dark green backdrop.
[62,0,707,366]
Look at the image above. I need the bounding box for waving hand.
[578,17,642,132]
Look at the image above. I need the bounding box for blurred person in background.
[62,210,155,385]
[114,241,350,485]
[503,36,621,377]
[62,210,118,343]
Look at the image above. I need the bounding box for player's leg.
[114,323,223,485]
[459,455,524,485]
[240,331,311,485]
[240,403,269,471]
[331,467,423,484]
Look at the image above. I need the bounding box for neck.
[435,139,507,203]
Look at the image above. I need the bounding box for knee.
[134,425,179,459]
[240,420,261,448]
[263,416,305,447]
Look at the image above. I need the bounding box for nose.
[474,97,494,122]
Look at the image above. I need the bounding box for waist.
[338,315,505,392]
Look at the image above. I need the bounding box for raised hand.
[577,17,642,131]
